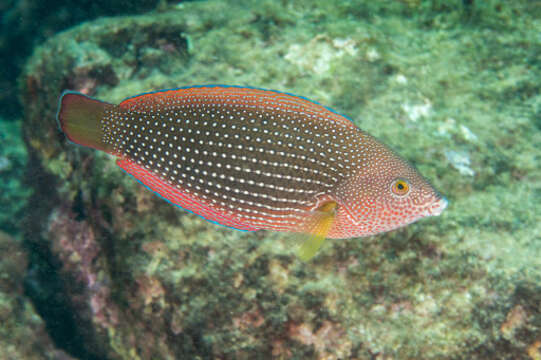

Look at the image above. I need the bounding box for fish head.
[338,136,447,236]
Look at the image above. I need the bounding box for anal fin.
[116,157,257,232]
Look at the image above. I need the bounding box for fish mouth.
[428,196,448,216]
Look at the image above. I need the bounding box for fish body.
[57,85,447,258]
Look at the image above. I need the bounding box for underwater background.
[1,0,540,359]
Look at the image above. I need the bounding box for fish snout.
[428,196,448,216]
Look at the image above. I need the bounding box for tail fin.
[56,91,114,153]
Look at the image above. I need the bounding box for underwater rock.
[0,120,31,234]
[0,231,75,360]
[0,0,164,117]
[19,1,541,359]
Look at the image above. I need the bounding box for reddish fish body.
[57,86,447,242]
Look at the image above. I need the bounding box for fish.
[56,85,447,260]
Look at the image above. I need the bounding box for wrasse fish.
[57,85,447,260]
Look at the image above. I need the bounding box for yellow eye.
[391,179,410,196]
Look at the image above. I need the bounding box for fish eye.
[391,178,410,196]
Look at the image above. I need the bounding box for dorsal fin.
[118,85,356,129]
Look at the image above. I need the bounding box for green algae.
[17,0,541,359]
[0,231,76,359]
[0,0,164,118]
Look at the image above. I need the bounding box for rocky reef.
[0,120,30,234]
[11,0,541,359]
[0,0,162,117]
[0,231,75,359]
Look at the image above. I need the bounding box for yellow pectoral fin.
[298,234,328,262]
[297,201,337,262]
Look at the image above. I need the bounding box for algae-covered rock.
[0,119,31,234]
[0,231,75,360]
[0,0,164,117]
[20,0,541,359]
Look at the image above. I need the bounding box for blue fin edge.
[120,84,354,123]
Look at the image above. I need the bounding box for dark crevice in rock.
[20,153,103,359]
[23,246,102,360]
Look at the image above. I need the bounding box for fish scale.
[106,97,349,214]
[57,85,447,259]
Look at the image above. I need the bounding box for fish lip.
[428,196,448,216]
